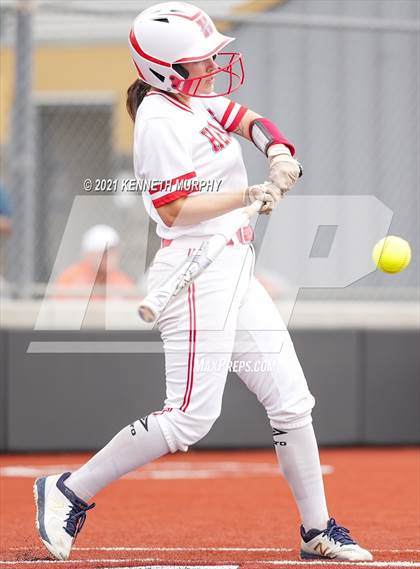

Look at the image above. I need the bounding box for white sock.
[65,414,170,501]
[274,422,329,532]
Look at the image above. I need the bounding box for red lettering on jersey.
[200,122,231,153]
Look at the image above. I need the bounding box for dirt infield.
[1,448,419,568]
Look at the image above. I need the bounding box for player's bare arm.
[232,108,261,139]
[156,103,302,226]
[156,192,242,227]
[156,182,279,227]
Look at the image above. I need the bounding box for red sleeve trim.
[226,105,248,133]
[152,188,199,208]
[220,101,235,127]
[149,171,197,194]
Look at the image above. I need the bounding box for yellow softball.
[372,236,412,274]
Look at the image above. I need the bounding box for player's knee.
[179,416,217,447]
[160,410,219,452]
[268,391,315,430]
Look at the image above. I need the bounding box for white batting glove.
[243,181,281,215]
[268,144,301,196]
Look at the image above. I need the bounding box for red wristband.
[249,118,295,156]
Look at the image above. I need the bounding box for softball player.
[34,2,372,562]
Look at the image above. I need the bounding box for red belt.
[161,225,254,248]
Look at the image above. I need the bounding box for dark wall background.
[1,328,418,451]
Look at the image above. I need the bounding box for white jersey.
[133,89,248,239]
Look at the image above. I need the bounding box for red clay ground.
[0,448,419,568]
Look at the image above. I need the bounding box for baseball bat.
[138,198,263,323]
[138,166,303,323]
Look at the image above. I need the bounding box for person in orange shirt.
[55,225,135,299]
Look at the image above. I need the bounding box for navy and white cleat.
[300,517,373,561]
[34,472,95,560]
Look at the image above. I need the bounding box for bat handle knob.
[138,303,157,323]
[297,162,303,178]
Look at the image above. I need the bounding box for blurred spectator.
[0,184,12,287]
[54,224,135,299]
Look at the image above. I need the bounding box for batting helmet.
[128,1,244,98]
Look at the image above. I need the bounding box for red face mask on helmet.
[128,1,245,98]
[170,52,244,98]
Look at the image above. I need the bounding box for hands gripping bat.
[138,165,303,324]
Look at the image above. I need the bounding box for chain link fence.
[0,0,418,305]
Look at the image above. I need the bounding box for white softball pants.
[147,238,315,453]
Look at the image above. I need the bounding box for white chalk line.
[0,462,334,480]
[256,563,420,567]
[2,559,420,567]
[99,565,239,569]
[8,546,420,553]
[9,547,292,553]
[97,565,239,569]
[104,561,420,569]
[95,565,420,569]
[0,560,235,566]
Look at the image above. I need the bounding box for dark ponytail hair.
[126,79,151,122]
